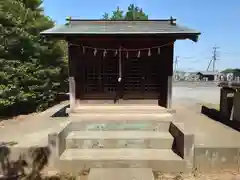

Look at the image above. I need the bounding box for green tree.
[221,68,240,73]
[0,0,68,117]
[103,4,148,20]
[125,4,148,20]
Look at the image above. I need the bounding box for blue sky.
[42,0,240,71]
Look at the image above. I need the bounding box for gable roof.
[40,19,200,42]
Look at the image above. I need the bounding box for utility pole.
[207,46,220,72]
[174,56,179,81]
[212,46,219,72]
[174,56,179,73]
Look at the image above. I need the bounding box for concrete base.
[88,168,154,180]
[194,147,240,172]
[173,104,240,173]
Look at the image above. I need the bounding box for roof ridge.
[66,19,177,22]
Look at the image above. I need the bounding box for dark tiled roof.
[196,71,219,75]
[41,19,200,40]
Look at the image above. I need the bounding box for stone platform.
[47,104,194,174]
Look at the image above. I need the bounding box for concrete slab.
[172,104,240,147]
[172,104,240,172]
[88,168,154,180]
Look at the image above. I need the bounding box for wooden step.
[59,149,186,173]
[66,131,174,149]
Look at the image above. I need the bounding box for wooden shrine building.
[41,18,200,111]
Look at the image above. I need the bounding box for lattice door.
[123,58,145,99]
[82,55,118,99]
[123,57,160,99]
[143,58,160,97]
[101,56,118,97]
[83,57,101,97]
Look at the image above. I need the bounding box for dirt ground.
[42,170,240,180]
[154,171,240,180]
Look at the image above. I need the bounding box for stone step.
[69,113,173,119]
[74,105,170,110]
[73,105,174,114]
[67,120,171,132]
[59,149,186,173]
[66,131,174,149]
[88,168,154,180]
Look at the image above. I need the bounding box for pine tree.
[0,0,68,116]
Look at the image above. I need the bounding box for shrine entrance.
[79,48,161,102]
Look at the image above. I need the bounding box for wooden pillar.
[167,42,174,109]
[167,76,172,108]
[69,76,76,112]
[67,40,77,112]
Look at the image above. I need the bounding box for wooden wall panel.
[67,35,174,107]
